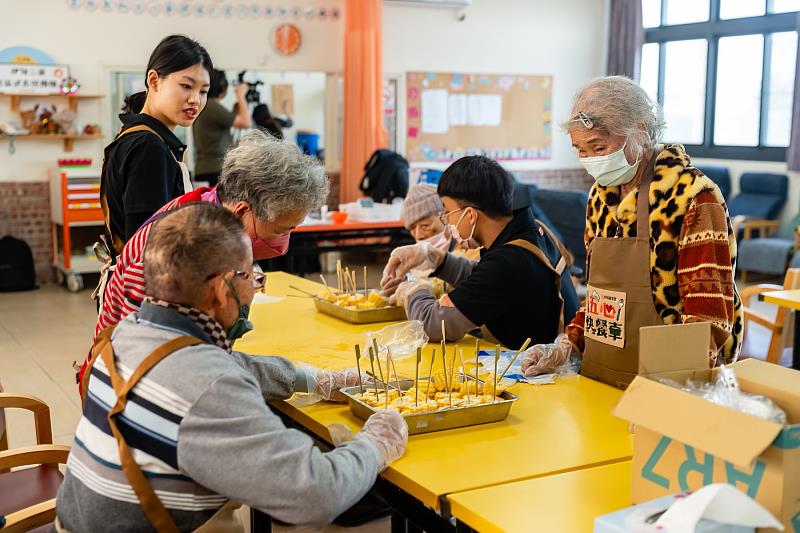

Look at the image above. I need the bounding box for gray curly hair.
[563,76,666,161]
[217,129,330,221]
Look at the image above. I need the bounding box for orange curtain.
[341,0,387,203]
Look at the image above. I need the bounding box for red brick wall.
[0,182,52,283]
[514,168,594,191]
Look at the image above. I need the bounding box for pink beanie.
[402,183,444,229]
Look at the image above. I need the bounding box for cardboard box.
[614,359,800,532]
[594,492,753,533]
[637,322,713,383]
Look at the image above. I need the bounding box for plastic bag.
[364,320,429,361]
[659,366,786,425]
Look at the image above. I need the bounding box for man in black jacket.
[381,156,578,349]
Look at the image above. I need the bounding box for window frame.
[644,1,797,161]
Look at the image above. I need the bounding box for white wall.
[382,0,609,171]
[0,0,344,181]
[694,157,800,226]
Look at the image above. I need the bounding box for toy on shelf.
[82,124,99,135]
[59,76,80,95]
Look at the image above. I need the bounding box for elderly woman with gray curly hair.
[79,129,331,394]
[520,76,743,387]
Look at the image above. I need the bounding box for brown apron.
[73,331,244,533]
[580,173,665,389]
[480,221,570,347]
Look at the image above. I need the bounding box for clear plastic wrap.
[659,366,787,425]
[364,320,429,360]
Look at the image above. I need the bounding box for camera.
[237,71,263,104]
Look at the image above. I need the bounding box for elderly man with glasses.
[58,203,407,532]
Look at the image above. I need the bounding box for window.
[641,0,798,160]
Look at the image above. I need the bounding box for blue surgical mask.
[224,278,253,341]
[580,140,640,187]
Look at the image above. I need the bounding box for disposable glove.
[380,243,444,294]
[389,279,434,308]
[355,409,408,470]
[301,365,372,402]
[520,334,580,377]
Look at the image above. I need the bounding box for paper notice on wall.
[421,89,449,134]
[467,94,503,126]
[448,93,467,126]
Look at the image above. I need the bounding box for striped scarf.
[144,297,232,352]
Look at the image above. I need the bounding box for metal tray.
[313,297,406,324]
[339,379,518,435]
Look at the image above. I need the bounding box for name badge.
[585,285,626,348]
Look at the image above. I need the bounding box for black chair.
[697,165,731,200]
[728,173,788,221]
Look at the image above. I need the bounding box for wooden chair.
[0,393,70,533]
[740,268,800,365]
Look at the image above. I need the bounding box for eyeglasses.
[568,112,594,129]
[205,268,266,291]
[438,207,470,227]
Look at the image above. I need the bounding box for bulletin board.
[405,72,552,163]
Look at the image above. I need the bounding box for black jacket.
[101,113,186,252]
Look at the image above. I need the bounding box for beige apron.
[70,331,244,533]
[480,221,570,347]
[580,172,665,390]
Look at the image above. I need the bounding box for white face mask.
[579,140,640,187]
[446,208,479,249]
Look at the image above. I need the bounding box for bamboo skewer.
[495,337,532,386]
[440,321,448,395]
[414,347,421,407]
[319,274,333,296]
[354,345,364,394]
[425,348,436,400]
[448,344,458,407]
[458,349,469,405]
[363,266,368,298]
[367,347,380,396]
[336,260,342,293]
[493,345,500,403]
[475,339,480,404]
[389,347,401,391]
[385,345,392,409]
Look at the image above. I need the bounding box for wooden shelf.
[0,93,104,112]
[4,133,102,152]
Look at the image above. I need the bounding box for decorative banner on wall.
[65,0,341,20]
[0,64,70,94]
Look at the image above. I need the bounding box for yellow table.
[761,289,800,369]
[238,273,632,521]
[447,461,632,533]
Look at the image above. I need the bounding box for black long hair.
[122,35,214,114]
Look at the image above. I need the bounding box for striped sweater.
[79,186,289,394]
[58,302,382,531]
[566,144,743,365]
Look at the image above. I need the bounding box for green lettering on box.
[678,445,714,491]
[642,435,671,489]
[724,460,766,498]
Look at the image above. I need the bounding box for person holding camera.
[193,69,252,186]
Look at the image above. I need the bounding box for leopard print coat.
[578,144,742,365]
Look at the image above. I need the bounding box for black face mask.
[223,278,253,341]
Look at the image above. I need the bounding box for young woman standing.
[100,35,213,254]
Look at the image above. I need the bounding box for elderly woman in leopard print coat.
[521,76,742,381]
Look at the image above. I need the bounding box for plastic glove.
[355,409,408,470]
[389,279,434,308]
[304,366,372,402]
[380,243,445,294]
[520,334,580,377]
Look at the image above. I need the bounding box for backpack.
[0,236,37,292]
[359,149,409,203]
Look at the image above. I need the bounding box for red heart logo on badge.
[603,303,616,318]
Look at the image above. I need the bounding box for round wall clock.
[273,23,302,56]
